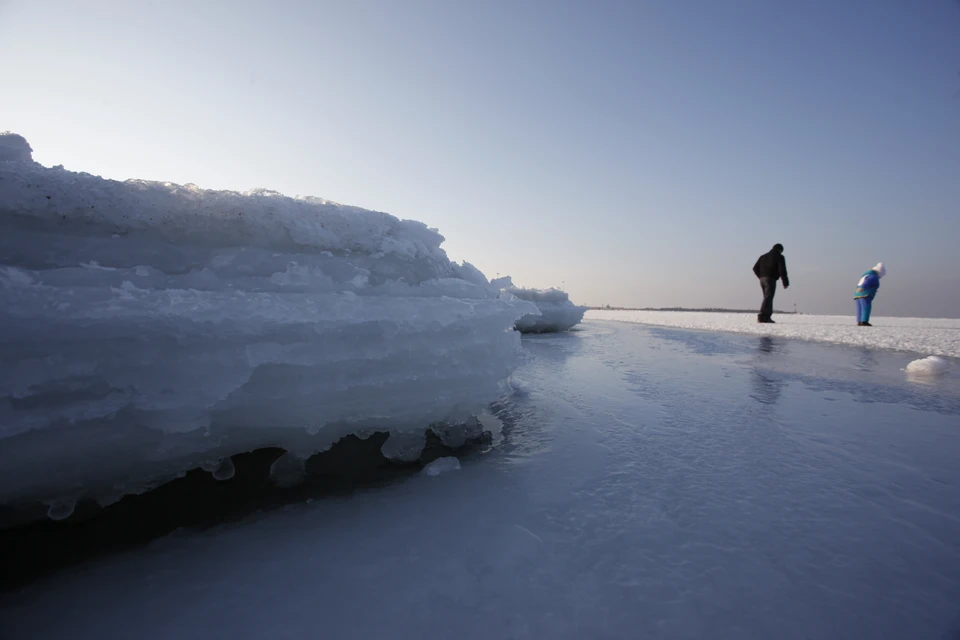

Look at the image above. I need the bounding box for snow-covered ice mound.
[905,356,950,378]
[0,136,536,516]
[495,279,586,333]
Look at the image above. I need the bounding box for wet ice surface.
[3,322,960,640]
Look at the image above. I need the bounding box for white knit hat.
[873,262,886,278]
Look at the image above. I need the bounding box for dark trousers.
[759,277,777,319]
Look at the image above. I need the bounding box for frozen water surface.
[2,321,959,640]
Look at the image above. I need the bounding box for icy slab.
[589,310,960,358]
[497,279,586,333]
[421,456,460,476]
[905,355,950,378]
[0,137,537,511]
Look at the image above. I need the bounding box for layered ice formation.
[493,278,586,333]
[0,134,536,514]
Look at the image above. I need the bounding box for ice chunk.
[507,376,530,398]
[45,498,76,521]
[269,452,306,489]
[0,132,33,162]
[212,458,236,481]
[505,286,587,333]
[431,417,485,449]
[200,459,221,473]
[451,261,489,286]
[905,355,950,378]
[201,458,236,481]
[477,410,504,448]
[421,456,461,476]
[0,135,538,514]
[380,431,427,463]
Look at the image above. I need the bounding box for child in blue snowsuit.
[854,262,886,326]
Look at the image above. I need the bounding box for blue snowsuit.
[854,270,880,323]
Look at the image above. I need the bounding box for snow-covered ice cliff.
[0,133,535,516]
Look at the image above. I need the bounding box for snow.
[2,323,958,639]
[0,138,536,511]
[589,310,960,358]
[905,355,950,378]
[496,279,586,333]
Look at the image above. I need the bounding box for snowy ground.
[588,310,960,358]
[2,321,958,640]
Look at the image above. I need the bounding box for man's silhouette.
[752,244,789,323]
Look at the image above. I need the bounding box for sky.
[2,0,959,317]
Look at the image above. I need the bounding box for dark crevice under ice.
[0,430,487,591]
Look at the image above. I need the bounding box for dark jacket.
[753,246,789,286]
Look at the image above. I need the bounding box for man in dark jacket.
[752,244,789,323]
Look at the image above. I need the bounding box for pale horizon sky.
[2,0,959,317]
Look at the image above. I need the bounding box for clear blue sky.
[2,0,959,317]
